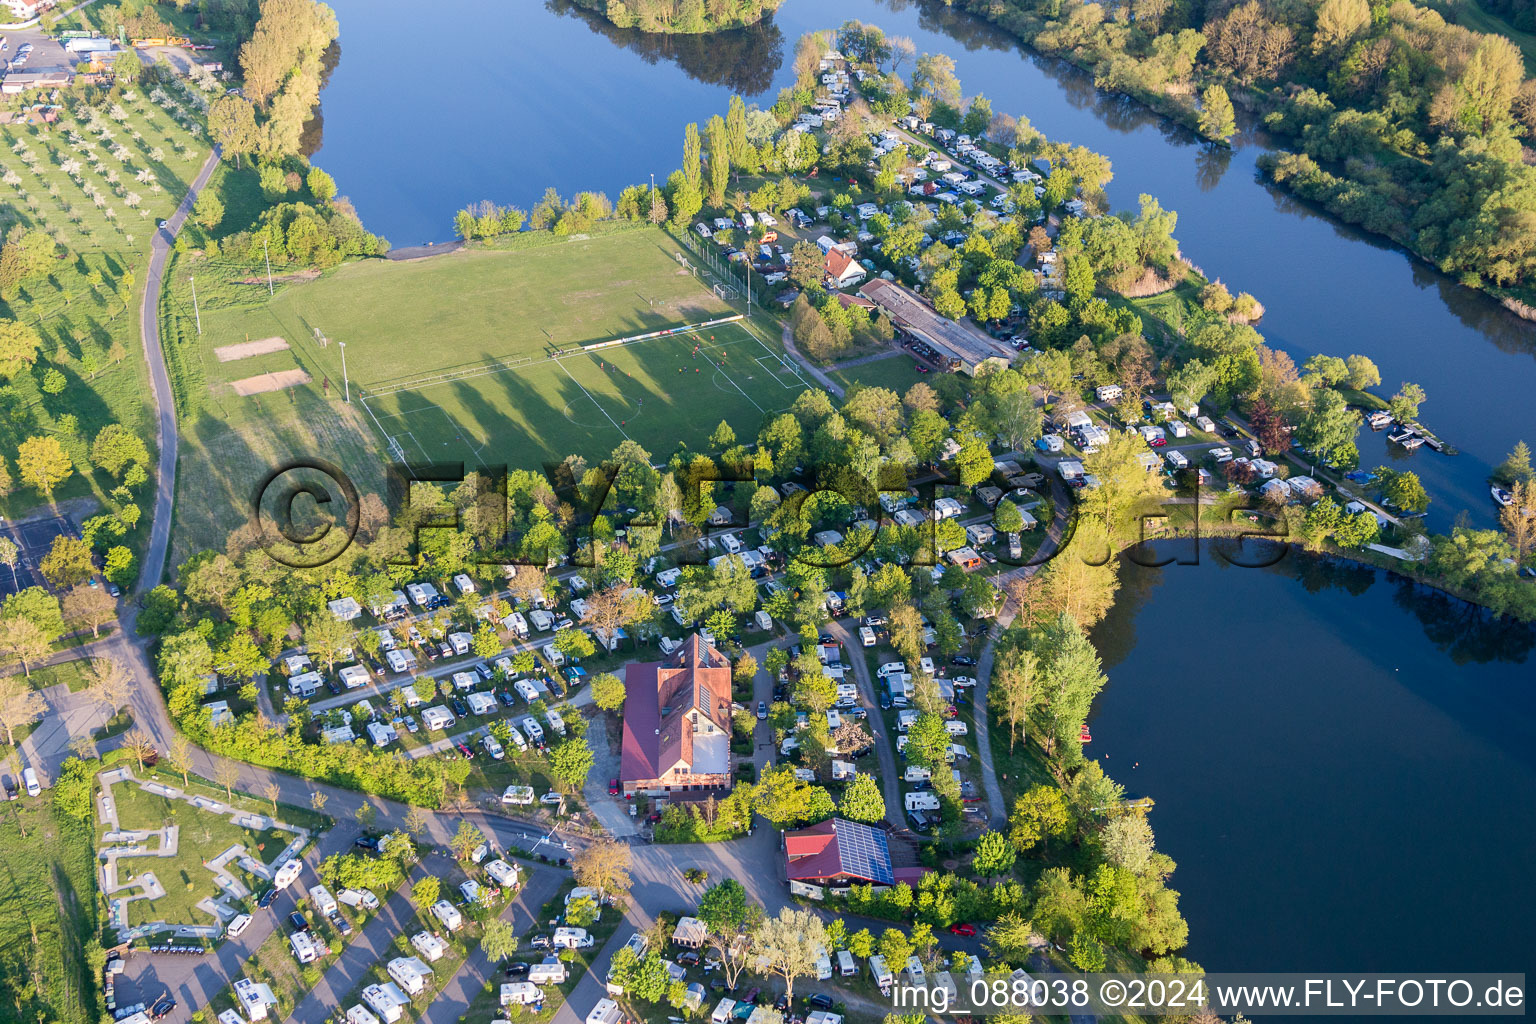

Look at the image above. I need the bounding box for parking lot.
[0,513,77,599]
[0,27,70,74]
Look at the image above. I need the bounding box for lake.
[1093,547,1536,977]
[305,0,1536,981]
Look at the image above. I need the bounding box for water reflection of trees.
[548,0,783,96]
[1391,578,1536,665]
[300,38,342,157]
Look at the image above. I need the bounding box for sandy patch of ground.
[230,368,311,395]
[214,336,290,362]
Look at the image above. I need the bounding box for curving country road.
[135,146,221,595]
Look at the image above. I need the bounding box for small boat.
[1079,725,1092,743]
[1387,430,1424,450]
[1366,411,1393,430]
[1492,485,1514,507]
[1344,470,1378,484]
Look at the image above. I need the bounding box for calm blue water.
[308,0,1536,985]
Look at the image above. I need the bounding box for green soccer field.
[361,319,811,468]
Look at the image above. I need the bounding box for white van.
[815,946,832,980]
[859,626,876,647]
[227,913,253,938]
[837,949,856,977]
[21,768,39,797]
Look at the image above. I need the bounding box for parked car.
[608,778,620,795]
[257,888,277,909]
[756,701,768,720]
[329,911,352,936]
[952,655,977,667]
[150,995,176,1020]
[679,951,701,966]
[807,994,835,1010]
[529,934,552,950]
[288,911,309,932]
[504,962,531,978]
[948,922,977,937]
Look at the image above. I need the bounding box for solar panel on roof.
[833,819,893,885]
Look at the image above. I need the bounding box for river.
[307,0,1535,983]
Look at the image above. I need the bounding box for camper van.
[520,717,545,745]
[868,955,894,991]
[504,723,529,752]
[905,791,941,812]
[815,946,833,981]
[837,950,857,977]
[544,710,567,736]
[529,959,568,985]
[553,927,593,949]
[903,765,932,784]
[501,784,535,806]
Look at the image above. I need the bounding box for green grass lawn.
[159,228,814,562]
[27,658,102,694]
[829,352,927,395]
[104,779,295,930]
[0,794,102,1024]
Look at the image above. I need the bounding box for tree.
[992,648,1038,751]
[0,617,49,676]
[1343,354,1380,390]
[838,773,886,824]
[411,876,440,909]
[0,538,17,590]
[193,189,225,231]
[451,819,485,860]
[63,584,116,638]
[547,737,595,791]
[706,114,730,208]
[1008,783,1073,852]
[1296,388,1361,467]
[122,727,156,772]
[1388,382,1426,424]
[1377,468,1429,514]
[972,829,1016,881]
[698,879,760,988]
[0,674,45,747]
[1198,84,1236,142]
[215,759,240,801]
[0,318,43,379]
[753,908,827,1000]
[590,671,626,711]
[208,95,260,168]
[87,657,133,722]
[263,780,280,814]
[573,837,633,903]
[164,732,193,788]
[483,918,518,961]
[1495,441,1533,485]
[17,436,72,501]
[307,167,338,205]
[40,535,95,590]
[1501,481,1536,563]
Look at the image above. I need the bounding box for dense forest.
[569,0,786,34]
[944,0,1536,301]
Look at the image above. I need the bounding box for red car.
[948,923,977,937]
[608,778,620,795]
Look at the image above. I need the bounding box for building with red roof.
[620,634,734,795]
[784,818,895,886]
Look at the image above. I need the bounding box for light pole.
[339,340,350,404]
[189,275,201,335]
[262,237,273,296]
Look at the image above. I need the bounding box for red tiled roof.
[825,248,857,280]
[620,634,732,785]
